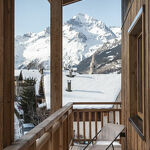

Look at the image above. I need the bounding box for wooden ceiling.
[49,0,82,6]
[63,0,81,6]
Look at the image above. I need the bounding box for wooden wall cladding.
[121,0,150,149]
[0,0,14,149]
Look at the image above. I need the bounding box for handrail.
[73,102,122,143]
[4,102,122,150]
[73,102,121,105]
[4,103,73,150]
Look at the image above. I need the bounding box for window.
[128,6,145,140]
[137,33,143,116]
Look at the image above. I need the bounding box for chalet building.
[0,0,150,150]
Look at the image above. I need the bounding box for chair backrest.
[97,123,125,141]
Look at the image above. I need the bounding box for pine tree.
[39,76,44,96]
[18,70,23,81]
[19,77,37,124]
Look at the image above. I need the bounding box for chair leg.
[112,144,114,150]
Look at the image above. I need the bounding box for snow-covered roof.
[15,70,121,109]
[15,70,42,95]
[44,71,121,109]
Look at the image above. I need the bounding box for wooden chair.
[84,123,125,150]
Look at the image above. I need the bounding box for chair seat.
[85,123,125,150]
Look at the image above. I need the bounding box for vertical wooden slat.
[119,110,122,124]
[36,132,51,150]
[63,120,66,150]
[48,132,52,150]
[66,115,69,149]
[89,112,92,140]
[107,112,109,123]
[67,113,72,145]
[52,128,60,150]
[50,0,63,113]
[59,123,63,150]
[113,111,116,124]
[77,111,79,142]
[28,143,36,150]
[101,112,103,128]
[70,110,74,145]
[83,112,85,141]
[95,112,97,138]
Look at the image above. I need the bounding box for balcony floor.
[70,142,121,150]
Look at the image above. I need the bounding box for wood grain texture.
[122,0,150,149]
[0,0,14,149]
[0,0,4,148]
[50,0,63,113]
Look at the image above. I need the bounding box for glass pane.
[137,34,143,113]
[14,0,50,141]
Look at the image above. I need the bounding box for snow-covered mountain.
[15,13,121,69]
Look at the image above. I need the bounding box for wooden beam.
[50,0,63,113]
[62,0,81,6]
[49,0,81,6]
[0,0,14,149]
[0,0,4,149]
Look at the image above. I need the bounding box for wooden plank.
[101,112,103,128]
[113,111,116,124]
[107,112,109,123]
[50,0,63,113]
[4,104,73,150]
[0,1,4,149]
[52,128,60,150]
[73,102,121,105]
[59,124,63,150]
[71,110,74,144]
[122,0,150,149]
[73,108,121,112]
[62,0,81,6]
[36,132,50,150]
[0,0,15,148]
[89,112,92,140]
[77,112,80,141]
[63,120,66,150]
[95,112,97,138]
[83,112,85,140]
[28,143,36,150]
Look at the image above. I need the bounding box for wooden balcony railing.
[73,102,122,143]
[4,103,73,150]
[4,102,121,150]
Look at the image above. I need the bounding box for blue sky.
[15,0,121,35]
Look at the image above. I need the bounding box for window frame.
[128,5,145,140]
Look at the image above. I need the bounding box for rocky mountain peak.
[15,13,121,71]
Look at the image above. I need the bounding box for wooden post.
[0,0,14,149]
[50,0,63,113]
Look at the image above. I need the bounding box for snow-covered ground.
[14,69,121,141]
[15,69,121,109]
[44,71,121,109]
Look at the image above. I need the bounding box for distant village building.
[15,70,46,108]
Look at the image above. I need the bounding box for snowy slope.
[15,13,121,69]
[44,71,121,109]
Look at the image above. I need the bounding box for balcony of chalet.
[4,102,123,150]
[3,0,150,150]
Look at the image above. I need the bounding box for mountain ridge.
[15,13,121,70]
